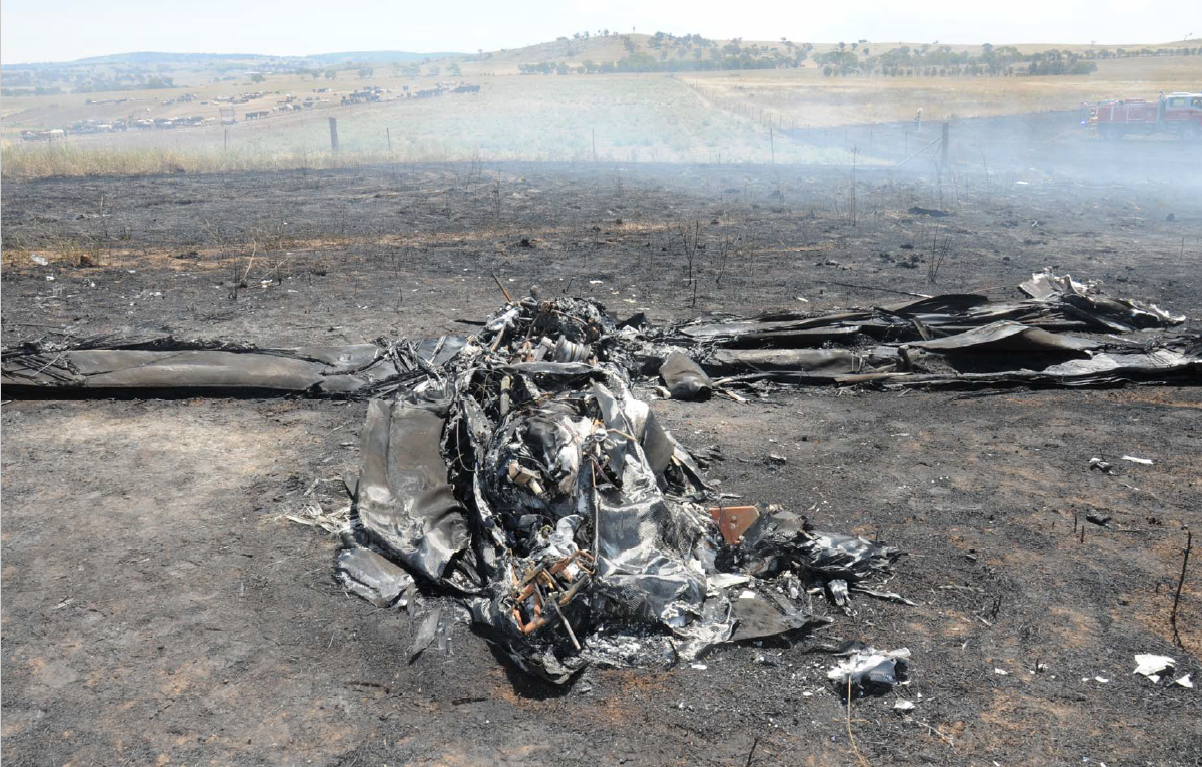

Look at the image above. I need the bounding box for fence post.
[941,122,949,164]
[329,117,339,153]
[386,126,391,152]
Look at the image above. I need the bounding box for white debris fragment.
[1174,674,1193,689]
[893,699,916,711]
[1133,654,1175,683]
[1121,455,1154,465]
[31,254,49,266]
[690,663,708,671]
[707,573,751,592]
[1088,457,1114,474]
[827,648,910,689]
[994,668,1009,676]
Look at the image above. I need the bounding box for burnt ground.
[2,160,1202,766]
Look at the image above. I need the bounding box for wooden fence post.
[329,117,339,153]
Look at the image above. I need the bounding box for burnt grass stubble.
[2,160,1201,766]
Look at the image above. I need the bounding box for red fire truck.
[1087,92,1202,140]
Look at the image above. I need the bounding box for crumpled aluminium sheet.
[356,387,471,585]
[332,298,892,682]
[1020,269,1186,328]
[0,335,466,397]
[665,273,1197,389]
[335,547,414,608]
[659,350,713,400]
[6,272,1194,682]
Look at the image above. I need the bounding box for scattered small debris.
[30,254,49,266]
[283,501,349,535]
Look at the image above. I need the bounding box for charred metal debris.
[3,272,1197,682]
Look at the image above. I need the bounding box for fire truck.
[1086,92,1202,140]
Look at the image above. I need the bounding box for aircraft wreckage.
[3,272,1197,682]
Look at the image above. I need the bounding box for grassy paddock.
[0,142,419,179]
[4,55,1198,179]
[682,56,1202,128]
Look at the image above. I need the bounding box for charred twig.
[492,273,513,304]
[846,676,872,767]
[1171,530,1192,648]
[816,280,931,299]
[744,735,759,767]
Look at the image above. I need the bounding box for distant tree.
[448,62,462,76]
[357,67,374,79]
[324,68,337,80]
[250,73,265,83]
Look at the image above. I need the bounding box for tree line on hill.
[518,32,1202,77]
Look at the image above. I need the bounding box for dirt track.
[3,161,1201,766]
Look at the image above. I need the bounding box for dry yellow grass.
[683,56,1202,128]
[0,142,394,179]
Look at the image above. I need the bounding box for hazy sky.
[2,0,1197,64]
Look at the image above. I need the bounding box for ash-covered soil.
[2,162,1201,766]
